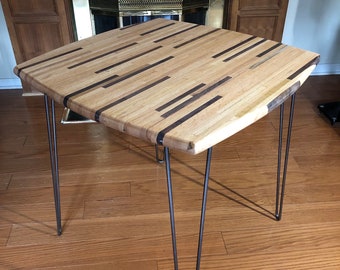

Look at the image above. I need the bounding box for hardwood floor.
[0,75,339,269]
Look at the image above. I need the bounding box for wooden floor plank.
[158,247,340,270]
[0,75,339,269]
[0,233,226,269]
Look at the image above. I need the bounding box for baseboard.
[312,64,340,76]
[0,78,22,90]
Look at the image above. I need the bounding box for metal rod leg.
[275,94,296,221]
[155,144,164,163]
[44,95,62,235]
[164,147,179,270]
[196,147,213,270]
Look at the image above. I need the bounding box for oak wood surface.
[14,18,319,154]
[0,75,339,269]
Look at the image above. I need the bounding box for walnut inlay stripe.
[154,25,200,43]
[94,76,171,121]
[140,22,176,35]
[103,56,174,88]
[63,74,119,107]
[223,39,267,62]
[161,76,232,118]
[68,43,138,69]
[64,56,174,106]
[256,43,282,57]
[267,81,301,112]
[156,95,223,145]
[17,47,83,74]
[249,45,287,69]
[174,28,221,48]
[212,36,256,58]
[156,83,206,112]
[95,45,163,73]
[287,56,320,80]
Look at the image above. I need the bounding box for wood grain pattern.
[14,19,319,154]
[0,75,339,269]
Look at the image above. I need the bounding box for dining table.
[14,18,319,270]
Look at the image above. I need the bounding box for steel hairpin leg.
[164,147,179,270]
[44,95,62,235]
[164,146,213,270]
[275,93,296,221]
[194,95,295,267]
[196,147,213,270]
[155,144,164,163]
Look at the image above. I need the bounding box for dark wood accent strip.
[249,45,287,69]
[256,43,282,57]
[17,47,82,75]
[95,45,163,73]
[68,43,138,69]
[267,81,300,112]
[223,39,267,62]
[140,22,176,36]
[212,36,256,58]
[64,56,174,107]
[156,95,223,145]
[156,83,206,112]
[161,76,231,118]
[174,29,221,48]
[287,56,320,80]
[154,25,200,43]
[103,56,174,88]
[63,74,119,107]
[94,76,171,121]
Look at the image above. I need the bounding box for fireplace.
[89,0,209,34]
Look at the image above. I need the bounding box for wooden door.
[224,0,289,42]
[1,0,75,94]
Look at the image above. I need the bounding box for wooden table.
[15,19,319,269]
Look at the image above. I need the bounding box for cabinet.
[224,0,289,42]
[1,0,75,94]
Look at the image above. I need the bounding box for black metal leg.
[196,147,213,270]
[163,146,213,270]
[164,147,179,270]
[275,94,296,221]
[44,95,62,235]
[155,144,164,163]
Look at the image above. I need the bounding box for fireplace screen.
[117,0,209,11]
[89,0,209,33]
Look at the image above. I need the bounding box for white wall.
[72,0,93,40]
[282,0,340,75]
[0,3,22,89]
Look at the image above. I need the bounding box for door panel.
[14,22,63,60]
[7,0,59,16]
[239,0,281,9]
[2,0,75,94]
[224,0,289,42]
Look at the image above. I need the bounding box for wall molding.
[0,78,22,90]
[312,64,340,76]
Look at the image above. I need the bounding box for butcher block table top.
[15,19,319,154]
